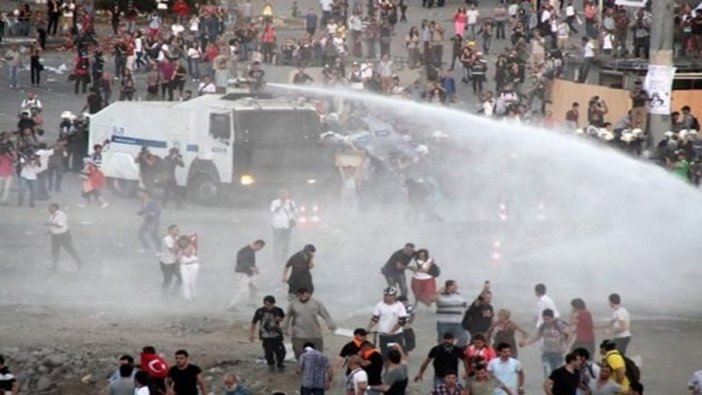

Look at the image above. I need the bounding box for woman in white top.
[61,0,75,33]
[178,234,199,301]
[410,249,437,307]
[19,154,41,207]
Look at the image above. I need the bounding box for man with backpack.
[520,309,571,378]
[599,339,641,395]
[573,347,599,395]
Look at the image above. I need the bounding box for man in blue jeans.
[519,308,571,378]
[5,45,21,88]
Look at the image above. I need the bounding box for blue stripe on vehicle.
[111,135,168,148]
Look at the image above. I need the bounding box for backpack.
[691,116,700,131]
[607,351,641,384]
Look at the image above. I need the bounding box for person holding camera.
[270,189,297,262]
[137,189,161,253]
[135,146,162,193]
[587,96,609,128]
[162,147,184,209]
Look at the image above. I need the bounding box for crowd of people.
[7,196,648,395]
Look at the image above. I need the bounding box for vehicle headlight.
[240,174,255,186]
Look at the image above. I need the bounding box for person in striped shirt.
[434,280,469,347]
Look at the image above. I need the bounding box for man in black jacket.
[228,240,265,309]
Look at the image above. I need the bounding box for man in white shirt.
[21,92,42,112]
[488,343,525,395]
[596,293,632,355]
[564,1,579,34]
[534,283,559,328]
[346,355,369,395]
[160,224,181,298]
[197,75,217,95]
[270,189,297,262]
[367,287,409,356]
[360,59,374,82]
[577,37,595,83]
[34,144,54,201]
[466,5,480,39]
[46,203,83,270]
[320,0,333,27]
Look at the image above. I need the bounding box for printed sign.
[644,65,677,115]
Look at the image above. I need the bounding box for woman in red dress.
[410,248,437,307]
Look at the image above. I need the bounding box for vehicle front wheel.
[188,175,220,206]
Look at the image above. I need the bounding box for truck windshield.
[233,110,329,178]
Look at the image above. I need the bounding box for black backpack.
[607,351,641,384]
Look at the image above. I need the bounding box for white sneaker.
[100,202,109,208]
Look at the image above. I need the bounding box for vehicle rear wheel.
[107,178,138,198]
[188,175,220,206]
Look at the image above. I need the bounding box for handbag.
[403,327,416,352]
[427,262,441,278]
